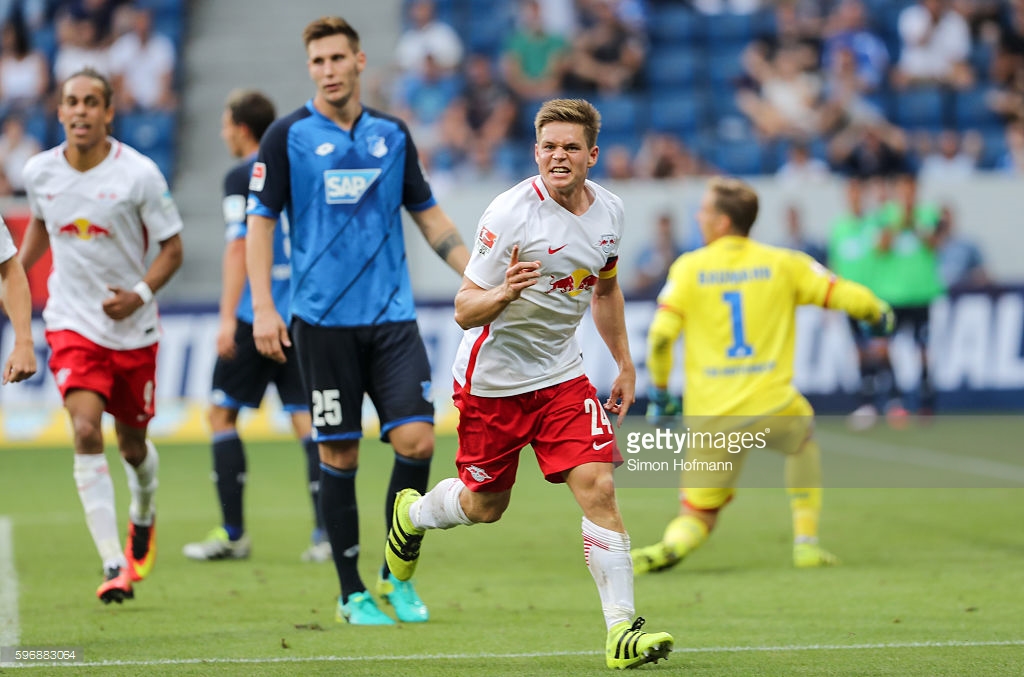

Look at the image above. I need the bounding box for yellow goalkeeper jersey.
[648,236,886,417]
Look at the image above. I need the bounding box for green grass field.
[2,417,1023,675]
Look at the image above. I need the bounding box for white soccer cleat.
[846,404,878,432]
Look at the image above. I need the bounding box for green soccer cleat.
[385,488,425,582]
[605,617,673,670]
[335,591,395,626]
[377,571,429,623]
[793,542,840,568]
[631,541,685,575]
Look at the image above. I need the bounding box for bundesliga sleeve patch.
[249,162,266,192]
[477,226,496,255]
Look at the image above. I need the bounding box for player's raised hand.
[102,285,145,320]
[501,244,541,302]
[252,307,290,363]
[3,340,37,384]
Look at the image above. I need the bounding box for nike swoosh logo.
[592,440,613,451]
[548,244,567,254]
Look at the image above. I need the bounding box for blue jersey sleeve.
[397,118,436,212]
[223,162,251,241]
[248,116,292,218]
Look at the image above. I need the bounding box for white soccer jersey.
[0,219,16,263]
[452,176,623,397]
[22,139,184,350]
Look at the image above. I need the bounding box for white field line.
[0,516,20,660]
[817,430,1024,484]
[6,639,1024,669]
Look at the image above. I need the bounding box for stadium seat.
[117,111,177,156]
[646,46,704,89]
[954,87,1001,129]
[892,87,946,129]
[707,45,746,88]
[713,139,765,176]
[648,92,705,136]
[591,95,646,137]
[647,5,703,45]
[705,12,758,45]
[979,127,1008,170]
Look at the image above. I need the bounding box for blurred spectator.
[918,129,981,180]
[445,54,516,158]
[53,11,110,82]
[603,144,635,180]
[776,140,830,188]
[502,0,569,101]
[391,53,463,161]
[821,0,889,93]
[0,19,49,118]
[779,203,827,264]
[892,0,974,90]
[562,0,645,94]
[395,0,464,76]
[829,121,909,178]
[935,204,989,289]
[634,132,708,179]
[630,211,685,299]
[63,0,131,45]
[819,44,885,135]
[989,0,1024,89]
[108,6,176,112]
[737,45,823,140]
[536,0,577,37]
[998,120,1024,173]
[0,114,40,196]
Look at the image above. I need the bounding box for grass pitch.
[1,416,1022,675]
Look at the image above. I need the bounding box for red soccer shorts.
[454,375,623,492]
[46,330,158,428]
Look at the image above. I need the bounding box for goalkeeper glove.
[859,302,896,337]
[646,387,681,426]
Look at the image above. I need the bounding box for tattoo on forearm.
[434,232,465,261]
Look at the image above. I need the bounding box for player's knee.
[207,405,238,433]
[71,416,103,451]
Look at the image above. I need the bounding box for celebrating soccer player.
[246,17,469,625]
[632,176,894,575]
[385,98,674,670]
[18,68,184,603]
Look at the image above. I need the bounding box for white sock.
[410,477,472,530]
[582,517,634,630]
[74,453,125,571]
[121,440,159,526]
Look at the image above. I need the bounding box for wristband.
[133,281,154,304]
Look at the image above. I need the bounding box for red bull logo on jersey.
[324,169,382,205]
[544,269,599,297]
[595,234,617,255]
[57,218,112,240]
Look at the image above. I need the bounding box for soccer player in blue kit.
[183,89,329,564]
[246,16,469,625]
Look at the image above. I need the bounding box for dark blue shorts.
[211,320,308,412]
[291,318,434,442]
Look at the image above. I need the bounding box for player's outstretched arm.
[246,214,289,363]
[103,233,184,320]
[454,244,539,330]
[591,275,635,425]
[0,255,37,384]
[410,205,470,276]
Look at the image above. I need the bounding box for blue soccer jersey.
[246,102,436,327]
[224,153,291,324]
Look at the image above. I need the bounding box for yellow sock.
[662,515,709,557]
[788,487,822,543]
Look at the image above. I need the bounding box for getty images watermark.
[616,425,772,488]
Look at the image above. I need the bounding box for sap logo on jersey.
[324,169,382,204]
